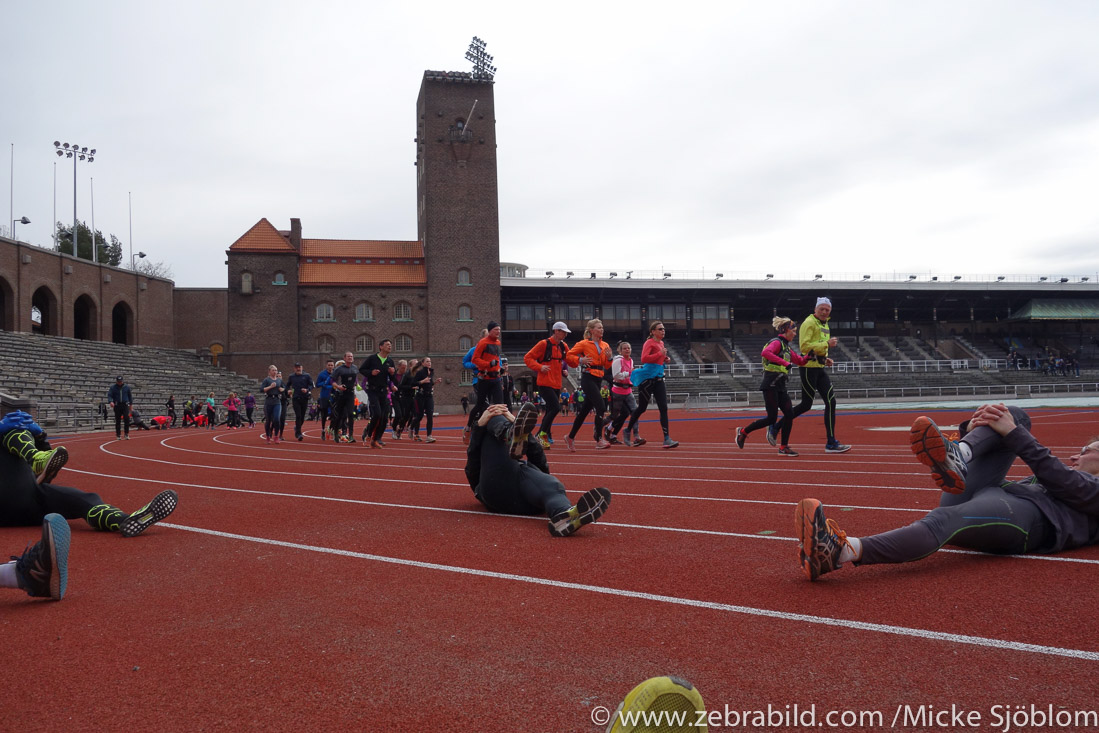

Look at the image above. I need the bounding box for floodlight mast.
[465,36,497,80]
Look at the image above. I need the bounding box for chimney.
[289,218,302,251]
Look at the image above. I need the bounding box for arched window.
[459,335,472,351]
[356,334,374,353]
[457,304,472,321]
[394,334,413,353]
[315,303,335,322]
[354,302,374,321]
[393,301,413,321]
[241,272,253,294]
[273,271,287,285]
[317,335,334,353]
[457,268,472,285]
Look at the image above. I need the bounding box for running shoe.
[909,416,968,493]
[33,446,68,485]
[12,513,70,600]
[595,439,611,450]
[825,442,851,454]
[735,427,746,450]
[375,439,386,448]
[766,423,779,447]
[631,436,647,447]
[120,490,178,538]
[296,433,304,442]
[508,403,539,460]
[536,431,551,449]
[603,426,620,445]
[606,675,706,733]
[777,446,800,457]
[565,436,576,453]
[548,487,612,537]
[794,498,849,581]
[663,437,679,449]
[424,436,436,443]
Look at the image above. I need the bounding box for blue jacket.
[463,346,479,385]
[108,383,133,405]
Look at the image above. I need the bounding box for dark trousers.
[537,386,561,437]
[245,407,255,426]
[0,452,104,526]
[471,379,504,423]
[467,416,571,518]
[569,373,607,441]
[626,377,670,438]
[264,402,281,438]
[366,390,389,441]
[113,404,131,437]
[744,385,795,445]
[779,367,836,443]
[608,391,638,435]
[411,394,434,436]
[293,398,309,437]
[859,407,1053,564]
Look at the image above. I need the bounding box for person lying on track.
[0,410,178,540]
[465,403,611,537]
[796,403,1099,580]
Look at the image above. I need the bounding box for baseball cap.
[115,375,124,381]
[552,321,571,333]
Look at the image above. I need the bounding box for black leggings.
[470,416,571,518]
[0,452,105,526]
[365,391,389,441]
[626,378,669,438]
[743,386,795,445]
[779,368,836,442]
[569,373,607,440]
[537,386,561,437]
[412,394,434,436]
[608,392,637,435]
[113,404,131,437]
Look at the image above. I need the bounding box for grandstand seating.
[0,331,258,431]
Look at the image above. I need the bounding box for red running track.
[3,406,1099,732]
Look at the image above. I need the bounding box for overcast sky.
[4,1,1099,287]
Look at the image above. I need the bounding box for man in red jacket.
[471,321,505,423]
[523,321,571,449]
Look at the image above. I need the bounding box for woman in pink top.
[604,341,643,446]
[624,321,678,448]
[734,316,811,456]
[222,393,242,429]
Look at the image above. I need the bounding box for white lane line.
[65,468,1099,566]
[158,522,1099,662]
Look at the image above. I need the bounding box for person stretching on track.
[466,403,611,537]
[797,403,1099,580]
[734,316,811,457]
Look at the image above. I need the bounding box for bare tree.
[135,259,175,279]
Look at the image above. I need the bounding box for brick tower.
[416,70,501,395]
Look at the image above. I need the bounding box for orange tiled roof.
[299,262,427,286]
[301,239,423,258]
[228,218,295,252]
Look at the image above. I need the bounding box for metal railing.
[663,358,1006,378]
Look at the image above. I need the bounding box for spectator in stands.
[735,316,811,456]
[165,395,177,427]
[107,375,132,441]
[797,404,1099,581]
[769,297,851,454]
[565,318,614,451]
[623,321,679,449]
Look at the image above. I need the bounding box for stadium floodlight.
[765,274,773,280]
[609,272,617,278]
[54,138,97,259]
[997,276,1006,281]
[813,274,822,280]
[715,273,723,279]
[953,276,962,281]
[566,271,573,278]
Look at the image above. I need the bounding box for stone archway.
[112,301,135,345]
[0,276,13,331]
[74,294,99,341]
[31,286,59,336]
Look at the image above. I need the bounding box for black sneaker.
[735,427,746,450]
[910,416,968,493]
[508,403,539,460]
[120,490,178,538]
[824,442,852,454]
[794,498,849,581]
[13,514,70,600]
[548,487,612,537]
